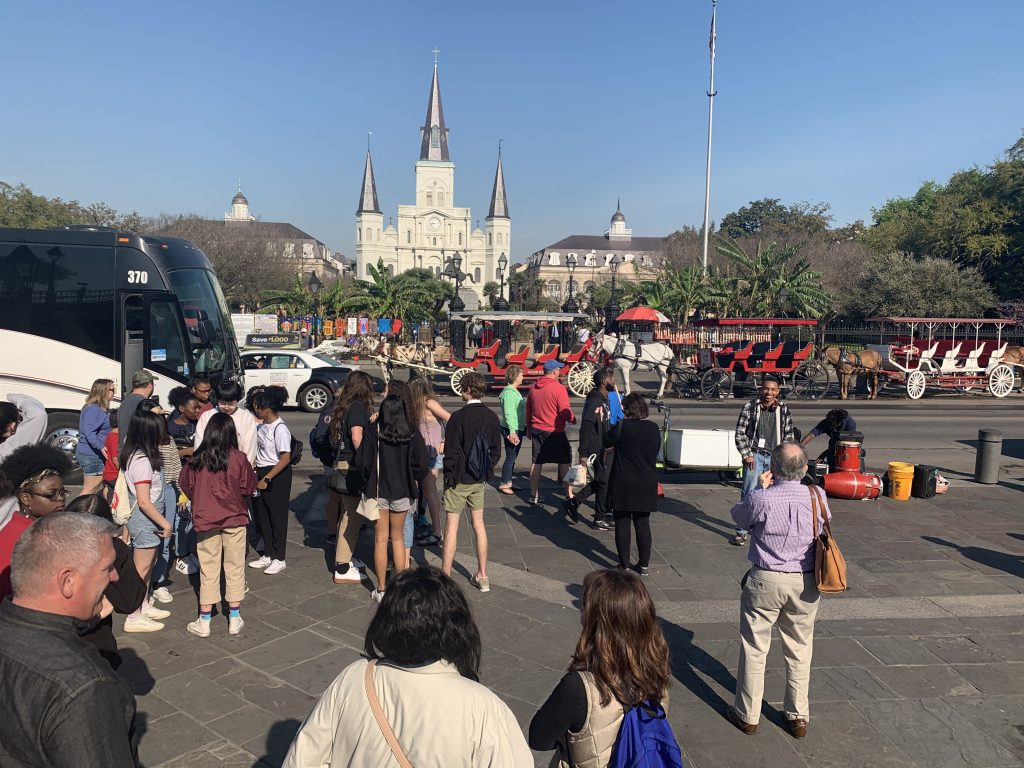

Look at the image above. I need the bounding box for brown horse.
[1001,345,1024,365]
[824,346,883,400]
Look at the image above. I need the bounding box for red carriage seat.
[746,341,773,368]
[530,344,561,367]
[505,343,531,365]
[718,341,752,367]
[476,340,501,359]
[770,340,803,370]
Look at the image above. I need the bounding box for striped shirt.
[730,480,831,572]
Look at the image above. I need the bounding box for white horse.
[595,330,674,398]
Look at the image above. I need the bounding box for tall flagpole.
[700,0,718,276]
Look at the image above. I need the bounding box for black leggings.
[614,510,652,569]
[253,465,293,561]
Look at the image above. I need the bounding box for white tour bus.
[0,226,243,462]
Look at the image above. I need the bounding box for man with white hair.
[0,512,138,767]
[726,442,830,741]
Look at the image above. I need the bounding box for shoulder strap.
[808,485,830,537]
[364,660,414,768]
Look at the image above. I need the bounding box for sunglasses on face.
[31,488,69,502]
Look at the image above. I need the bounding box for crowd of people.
[0,367,843,766]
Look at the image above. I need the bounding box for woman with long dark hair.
[76,378,116,494]
[119,409,173,633]
[327,370,375,585]
[179,413,257,637]
[365,392,428,603]
[408,376,449,546]
[65,493,146,668]
[282,567,532,768]
[605,393,662,573]
[529,568,674,766]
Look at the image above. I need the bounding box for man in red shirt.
[525,360,576,514]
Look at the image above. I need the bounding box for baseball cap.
[543,360,565,373]
[131,370,155,387]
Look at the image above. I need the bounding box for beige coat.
[282,658,533,768]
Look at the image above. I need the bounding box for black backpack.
[466,431,492,481]
[272,422,303,466]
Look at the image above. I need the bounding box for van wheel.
[299,384,332,412]
[45,413,84,484]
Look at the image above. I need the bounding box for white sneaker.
[264,559,287,575]
[248,555,272,569]
[228,616,245,636]
[143,600,171,620]
[351,556,366,570]
[124,615,164,633]
[333,567,364,584]
[371,589,385,604]
[531,494,540,505]
[174,557,198,576]
[186,618,211,637]
[151,586,173,604]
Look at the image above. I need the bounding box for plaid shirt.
[731,480,831,572]
[734,398,795,460]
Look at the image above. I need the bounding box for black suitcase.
[912,465,938,499]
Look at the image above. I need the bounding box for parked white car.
[241,350,357,412]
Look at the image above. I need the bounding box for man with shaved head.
[725,442,831,742]
[0,512,138,767]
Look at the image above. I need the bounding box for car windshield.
[166,269,240,374]
[313,353,341,366]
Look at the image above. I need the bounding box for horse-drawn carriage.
[672,318,831,400]
[854,317,1020,399]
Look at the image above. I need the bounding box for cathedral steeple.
[357,147,381,214]
[419,59,450,162]
[487,146,509,219]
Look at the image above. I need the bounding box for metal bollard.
[974,428,1004,484]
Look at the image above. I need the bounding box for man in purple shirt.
[726,442,830,741]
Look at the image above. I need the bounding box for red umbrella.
[616,306,670,323]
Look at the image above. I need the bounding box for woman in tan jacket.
[283,567,533,768]
[529,568,673,768]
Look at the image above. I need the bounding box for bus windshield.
[166,268,239,374]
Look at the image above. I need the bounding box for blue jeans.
[737,451,772,535]
[403,508,414,548]
[500,428,524,485]
[151,484,196,586]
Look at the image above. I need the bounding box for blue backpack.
[609,701,683,768]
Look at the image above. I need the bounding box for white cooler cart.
[654,403,744,480]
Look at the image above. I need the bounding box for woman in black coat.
[604,393,661,574]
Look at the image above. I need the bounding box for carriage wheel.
[672,367,701,399]
[449,367,473,396]
[567,361,597,397]
[790,361,830,400]
[987,363,1014,398]
[699,368,733,400]
[906,370,926,400]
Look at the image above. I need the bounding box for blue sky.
[3,1,1022,264]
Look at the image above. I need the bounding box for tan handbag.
[364,660,414,768]
[810,486,847,593]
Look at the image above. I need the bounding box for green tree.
[1,181,144,231]
[509,270,545,311]
[714,237,832,318]
[338,260,451,321]
[718,198,831,240]
[482,281,501,307]
[847,252,995,319]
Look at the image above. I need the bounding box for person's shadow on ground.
[658,497,736,542]
[250,718,301,768]
[923,535,1024,579]
[503,498,618,569]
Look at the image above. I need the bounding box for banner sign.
[245,333,299,348]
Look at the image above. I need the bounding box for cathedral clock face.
[428,217,441,231]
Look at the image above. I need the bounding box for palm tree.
[339,259,451,321]
[482,281,500,308]
[256,274,315,315]
[714,237,832,317]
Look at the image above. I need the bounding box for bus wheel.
[45,413,83,484]
[299,383,333,413]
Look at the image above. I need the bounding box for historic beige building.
[355,62,510,308]
[525,203,665,304]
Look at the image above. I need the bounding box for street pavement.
[113,394,1024,768]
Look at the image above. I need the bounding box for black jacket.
[80,537,147,670]
[364,425,429,501]
[443,403,502,488]
[0,600,138,767]
[578,389,610,459]
[605,418,662,512]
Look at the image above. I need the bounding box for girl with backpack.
[364,392,428,603]
[529,568,678,768]
[178,412,257,637]
[408,376,450,546]
[248,386,293,576]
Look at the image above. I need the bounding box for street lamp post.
[493,252,509,311]
[604,254,622,334]
[562,253,579,313]
[493,252,510,357]
[446,252,467,360]
[307,272,322,348]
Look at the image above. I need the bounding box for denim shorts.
[126,507,162,549]
[377,497,414,513]
[432,452,444,471]
[76,451,105,476]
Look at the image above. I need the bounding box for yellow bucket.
[888,462,915,501]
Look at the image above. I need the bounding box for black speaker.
[912,465,938,499]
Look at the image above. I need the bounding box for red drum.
[834,441,862,471]
[823,470,882,500]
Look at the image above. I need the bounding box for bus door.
[120,290,194,396]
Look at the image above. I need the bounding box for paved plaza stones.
[113,403,1024,768]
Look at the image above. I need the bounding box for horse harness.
[611,336,645,371]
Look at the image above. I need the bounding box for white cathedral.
[354,61,510,308]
